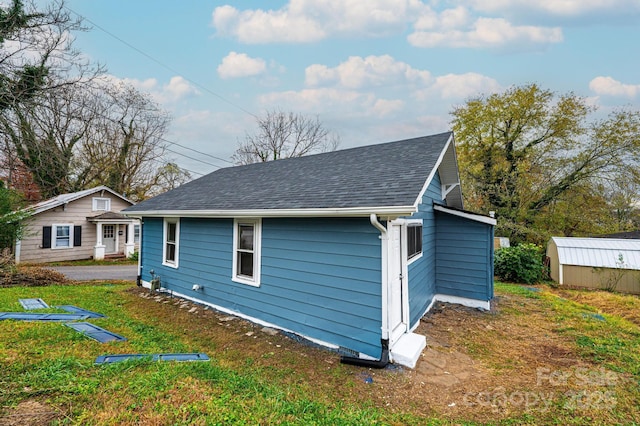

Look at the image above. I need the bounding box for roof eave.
[122,205,418,219]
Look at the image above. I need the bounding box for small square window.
[92,198,111,211]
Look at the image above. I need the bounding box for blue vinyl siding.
[141,216,383,358]
[435,212,494,301]
[406,171,443,327]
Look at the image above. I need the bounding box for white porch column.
[94,222,105,260]
[125,222,135,257]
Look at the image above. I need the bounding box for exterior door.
[103,225,116,253]
[389,223,407,344]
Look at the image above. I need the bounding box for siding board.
[435,210,493,301]
[140,216,383,358]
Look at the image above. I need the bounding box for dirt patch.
[0,400,60,426]
[553,288,640,327]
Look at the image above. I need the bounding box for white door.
[389,223,407,344]
[103,225,116,253]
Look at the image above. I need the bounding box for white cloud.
[217,52,267,79]
[305,55,431,89]
[162,76,200,101]
[409,17,562,49]
[97,75,199,104]
[258,88,404,118]
[212,2,564,51]
[466,0,640,18]
[589,76,640,98]
[414,72,502,100]
[212,0,428,43]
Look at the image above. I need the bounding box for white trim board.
[123,205,417,219]
[433,204,497,226]
[412,133,454,209]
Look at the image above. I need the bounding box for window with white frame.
[134,224,140,243]
[163,219,179,267]
[52,224,73,249]
[407,223,423,261]
[232,219,261,286]
[92,197,111,211]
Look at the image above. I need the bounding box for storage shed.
[546,237,640,294]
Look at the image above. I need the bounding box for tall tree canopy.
[452,84,640,244]
[232,110,339,165]
[0,1,189,201]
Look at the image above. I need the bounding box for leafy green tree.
[452,84,640,244]
[0,181,28,250]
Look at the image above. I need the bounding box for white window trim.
[406,219,423,265]
[52,223,74,249]
[162,218,180,268]
[232,218,262,287]
[92,197,111,211]
[134,224,141,243]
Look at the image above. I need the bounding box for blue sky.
[62,0,640,176]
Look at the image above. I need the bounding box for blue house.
[123,132,495,368]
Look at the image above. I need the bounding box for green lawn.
[0,282,638,425]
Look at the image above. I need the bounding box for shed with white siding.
[546,237,640,294]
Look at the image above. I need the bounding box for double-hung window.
[53,224,73,249]
[133,224,141,243]
[407,222,423,262]
[163,219,179,268]
[233,219,261,286]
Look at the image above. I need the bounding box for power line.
[164,146,225,170]
[159,136,233,165]
[63,5,258,120]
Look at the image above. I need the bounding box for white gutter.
[123,205,416,219]
[370,213,390,341]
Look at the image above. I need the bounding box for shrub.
[494,243,545,284]
[128,251,139,262]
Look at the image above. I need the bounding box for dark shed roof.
[125,132,453,215]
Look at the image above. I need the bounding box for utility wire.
[63,5,239,171]
[63,5,258,120]
[164,146,225,170]
[159,136,233,165]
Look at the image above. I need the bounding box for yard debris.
[0,312,89,321]
[64,322,127,343]
[19,298,49,310]
[95,352,210,364]
[56,305,105,318]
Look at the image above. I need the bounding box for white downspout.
[370,213,389,340]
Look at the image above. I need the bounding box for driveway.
[48,265,138,281]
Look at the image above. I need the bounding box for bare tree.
[0,0,101,111]
[76,82,173,201]
[232,110,340,165]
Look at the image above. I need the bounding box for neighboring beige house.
[15,186,139,264]
[546,237,640,294]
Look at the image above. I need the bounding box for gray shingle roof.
[124,132,452,214]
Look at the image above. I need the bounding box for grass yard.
[0,282,639,425]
